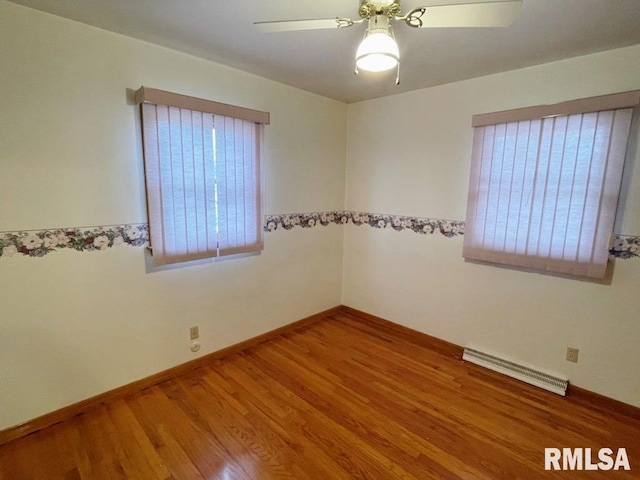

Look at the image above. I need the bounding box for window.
[135,87,269,266]
[464,91,639,279]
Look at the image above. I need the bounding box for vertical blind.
[140,94,265,266]
[215,115,262,257]
[464,106,634,279]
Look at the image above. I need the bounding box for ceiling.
[7,0,640,103]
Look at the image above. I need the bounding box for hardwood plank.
[78,407,129,480]
[244,342,479,479]
[211,357,364,480]
[244,348,428,479]
[105,399,173,479]
[53,418,95,480]
[268,327,529,479]
[172,374,295,480]
[0,431,63,480]
[0,307,639,479]
[129,384,248,480]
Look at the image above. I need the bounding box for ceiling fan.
[255,0,523,84]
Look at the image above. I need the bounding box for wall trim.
[265,211,465,237]
[568,384,640,421]
[0,224,148,258]
[1,214,638,259]
[341,306,640,421]
[0,306,342,446]
[265,211,639,259]
[340,305,464,359]
[1,304,638,445]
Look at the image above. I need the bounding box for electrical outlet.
[190,326,199,340]
[566,347,579,363]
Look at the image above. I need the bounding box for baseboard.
[340,305,640,420]
[568,384,640,421]
[0,306,342,446]
[340,305,464,359]
[3,304,638,445]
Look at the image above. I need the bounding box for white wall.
[0,2,346,430]
[2,1,639,432]
[343,45,640,407]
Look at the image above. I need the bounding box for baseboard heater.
[462,346,569,396]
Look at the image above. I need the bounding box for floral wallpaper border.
[264,211,640,260]
[1,213,638,260]
[612,235,640,259]
[0,224,148,258]
[265,211,464,237]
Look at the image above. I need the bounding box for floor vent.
[462,346,569,396]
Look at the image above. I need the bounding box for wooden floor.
[1,309,639,479]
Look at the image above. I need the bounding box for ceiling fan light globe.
[356,52,398,72]
[355,32,399,72]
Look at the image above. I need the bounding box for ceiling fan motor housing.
[359,0,402,19]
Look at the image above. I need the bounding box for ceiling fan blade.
[405,0,522,28]
[254,17,360,33]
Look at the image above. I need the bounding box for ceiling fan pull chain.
[395,62,400,85]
